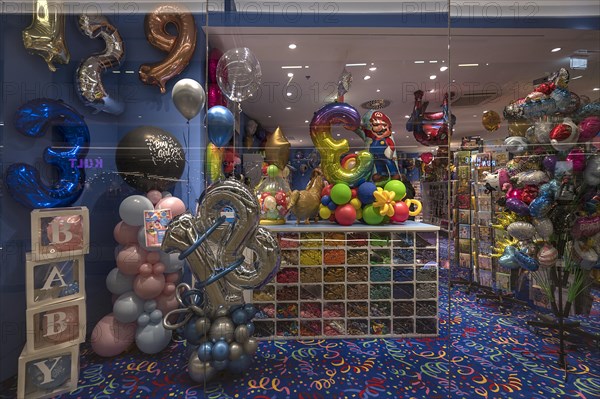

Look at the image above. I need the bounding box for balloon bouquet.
[489,68,600,315]
[307,102,422,226]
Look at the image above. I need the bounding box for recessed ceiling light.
[429,60,438,63]
[594,88,600,91]
[336,133,341,137]
[572,75,583,80]
[286,107,292,110]
[281,65,302,69]
[304,65,309,68]
[304,120,309,123]
[430,75,437,80]
[112,70,121,74]
[429,89,435,93]
[268,115,272,118]
[485,63,489,66]
[346,63,367,67]
[439,66,448,72]
[138,115,142,119]
[125,70,135,74]
[458,63,479,67]
[287,72,294,77]
[473,115,477,117]
[392,131,396,134]
[452,79,456,83]
[286,92,292,96]
[288,43,297,49]
[364,75,371,80]
[299,139,303,142]
[369,67,377,71]
[551,47,561,52]
[376,89,381,92]
[404,115,410,118]
[406,135,410,138]
[0,122,4,126]
[414,61,425,64]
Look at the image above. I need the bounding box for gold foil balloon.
[139,4,197,94]
[22,0,70,71]
[206,143,225,184]
[507,118,531,137]
[310,102,373,186]
[482,110,501,132]
[264,127,290,170]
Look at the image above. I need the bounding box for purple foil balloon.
[505,197,530,216]
[543,155,557,177]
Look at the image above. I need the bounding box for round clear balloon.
[216,47,262,102]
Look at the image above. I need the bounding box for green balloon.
[362,204,384,225]
[384,180,406,201]
[267,165,279,178]
[330,183,352,205]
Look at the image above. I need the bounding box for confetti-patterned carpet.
[3,268,598,399]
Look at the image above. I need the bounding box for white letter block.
[30,207,89,261]
[26,254,85,308]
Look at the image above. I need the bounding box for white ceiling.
[206,26,600,152]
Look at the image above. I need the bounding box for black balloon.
[115,126,185,192]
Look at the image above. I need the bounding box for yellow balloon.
[206,143,224,184]
[406,199,422,216]
[319,205,331,219]
[356,208,363,220]
[264,126,291,170]
[481,110,501,132]
[350,198,362,210]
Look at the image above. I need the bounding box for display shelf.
[253,223,440,339]
[421,181,454,233]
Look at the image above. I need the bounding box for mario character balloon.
[362,110,399,182]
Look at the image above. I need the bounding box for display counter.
[252,222,440,339]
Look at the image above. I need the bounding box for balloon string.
[178,215,226,260]
[184,121,191,208]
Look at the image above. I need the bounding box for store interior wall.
[0,12,207,380]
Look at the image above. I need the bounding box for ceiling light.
[572,75,583,80]
[304,65,309,68]
[430,75,437,80]
[268,115,272,118]
[286,92,292,97]
[458,63,479,67]
[299,139,303,142]
[288,43,297,49]
[406,135,410,138]
[287,72,294,77]
[429,89,435,93]
[392,131,396,134]
[473,115,477,117]
[112,70,121,74]
[485,63,489,66]
[364,75,371,80]
[551,47,561,52]
[404,115,410,118]
[304,120,309,123]
[594,88,600,91]
[336,133,341,137]
[429,60,438,63]
[414,61,425,64]
[138,115,142,119]
[281,65,302,69]
[369,67,377,71]
[125,70,135,74]
[376,89,381,92]
[286,107,292,110]
[346,63,367,67]
[440,66,448,72]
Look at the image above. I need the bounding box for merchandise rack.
[421,181,454,233]
[253,222,440,340]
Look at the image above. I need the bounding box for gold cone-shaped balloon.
[265,126,290,170]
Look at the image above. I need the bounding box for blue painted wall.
[0,13,206,380]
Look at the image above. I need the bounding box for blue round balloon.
[197,342,213,362]
[357,182,377,204]
[207,105,234,148]
[228,354,252,374]
[321,195,331,206]
[327,201,337,211]
[246,321,255,336]
[231,309,247,325]
[183,317,204,345]
[243,304,256,319]
[212,341,230,361]
[212,359,229,371]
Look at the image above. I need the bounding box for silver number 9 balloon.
[76,14,125,115]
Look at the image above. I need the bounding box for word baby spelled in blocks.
[30,207,89,261]
[18,344,79,399]
[26,254,85,308]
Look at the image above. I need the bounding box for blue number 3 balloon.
[5,99,90,208]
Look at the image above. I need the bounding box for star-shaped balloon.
[337,69,352,99]
[264,126,290,170]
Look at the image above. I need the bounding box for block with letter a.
[26,254,85,308]
[17,344,79,399]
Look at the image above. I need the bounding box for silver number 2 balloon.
[76,14,125,114]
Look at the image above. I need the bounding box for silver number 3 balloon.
[162,179,281,310]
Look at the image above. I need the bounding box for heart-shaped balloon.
[550,118,579,151]
[573,240,598,270]
[521,185,539,204]
[566,148,586,172]
[507,221,536,240]
[532,218,554,240]
[537,244,558,268]
[514,250,539,271]
[578,116,600,142]
[420,152,434,165]
[542,155,557,177]
[533,121,553,143]
[506,198,530,216]
[529,195,553,218]
[499,246,520,270]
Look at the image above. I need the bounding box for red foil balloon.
[578,116,600,142]
[420,152,434,165]
[139,4,197,94]
[406,91,454,146]
[521,185,539,204]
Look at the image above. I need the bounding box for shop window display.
[0,1,599,398]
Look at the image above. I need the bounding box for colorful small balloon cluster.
[91,190,187,357]
[318,180,421,225]
[257,165,291,224]
[185,304,259,383]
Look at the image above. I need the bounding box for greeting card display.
[26,254,85,308]
[31,207,89,261]
[143,209,172,247]
[18,344,79,399]
[26,297,86,353]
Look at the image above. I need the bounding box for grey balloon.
[135,320,172,354]
[113,291,144,323]
[137,227,161,252]
[195,317,211,336]
[209,317,235,343]
[119,195,154,226]
[188,351,217,383]
[213,306,229,318]
[243,338,258,355]
[172,78,205,121]
[234,324,250,343]
[159,251,184,273]
[229,342,243,360]
[106,267,135,295]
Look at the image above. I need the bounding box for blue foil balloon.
[206,105,234,148]
[499,246,520,270]
[529,195,553,218]
[211,340,230,361]
[515,250,540,272]
[5,99,90,208]
[197,342,213,362]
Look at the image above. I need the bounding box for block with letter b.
[26,298,86,354]
[30,207,89,261]
[26,254,85,308]
[18,344,79,399]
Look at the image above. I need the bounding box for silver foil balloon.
[504,136,528,154]
[172,78,205,121]
[533,120,553,143]
[515,171,549,186]
[533,218,554,240]
[584,155,600,187]
[188,351,217,383]
[208,316,235,343]
[234,324,250,343]
[76,14,125,114]
[507,221,537,240]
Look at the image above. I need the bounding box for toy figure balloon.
[362,110,399,182]
[407,91,454,146]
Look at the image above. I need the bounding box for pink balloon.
[208,48,223,83]
[163,282,176,296]
[91,313,136,357]
[572,215,600,239]
[153,262,166,275]
[146,251,161,264]
[45,215,84,251]
[155,293,179,319]
[139,263,153,276]
[116,245,146,275]
[133,273,165,299]
[165,271,182,283]
[156,196,186,217]
[593,135,600,150]
[146,190,163,205]
[566,148,586,172]
[207,83,227,108]
[578,116,600,142]
[113,221,139,246]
